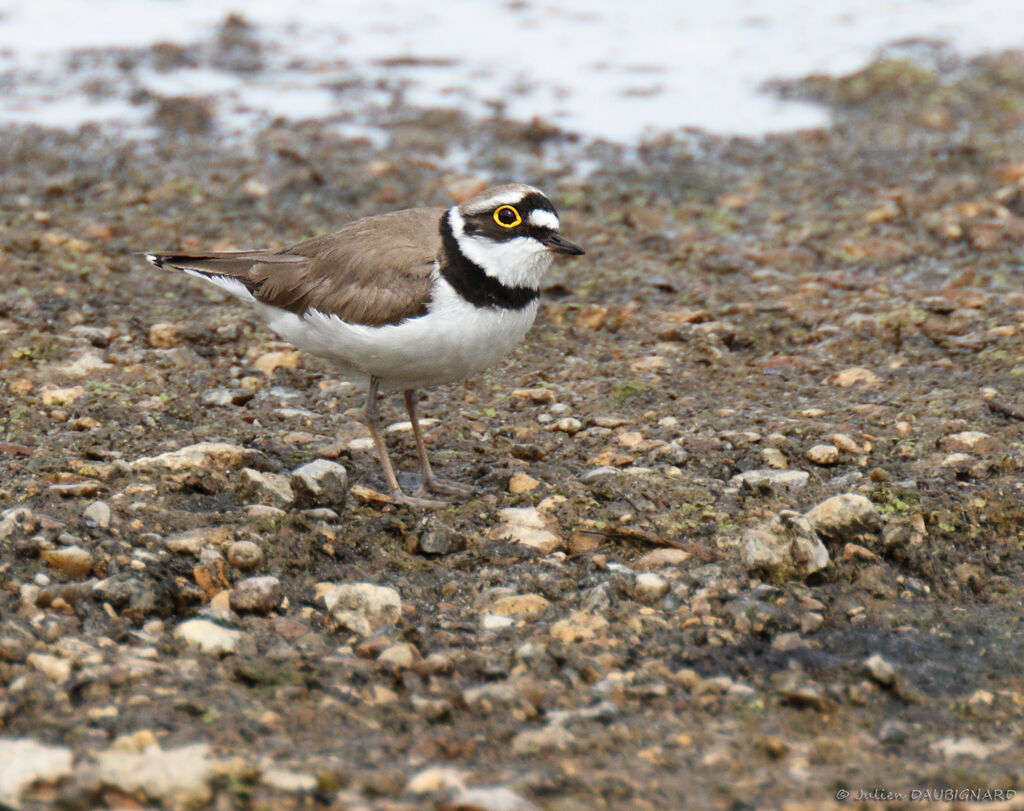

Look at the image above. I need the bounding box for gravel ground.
[2,40,1024,811]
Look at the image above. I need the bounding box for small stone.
[290,459,348,507]
[634,548,690,569]
[229,576,281,614]
[199,387,254,407]
[511,725,576,755]
[377,643,416,670]
[828,433,862,454]
[801,612,824,633]
[487,593,550,618]
[83,500,111,529]
[131,442,257,473]
[236,468,294,508]
[406,766,466,794]
[226,540,263,570]
[148,322,180,348]
[0,738,73,806]
[942,452,974,468]
[253,351,300,378]
[940,431,1002,454]
[322,582,402,636]
[761,447,788,468]
[481,613,515,631]
[508,472,540,493]
[40,385,86,406]
[730,469,809,492]
[806,443,839,466]
[830,367,880,387]
[634,572,669,601]
[547,417,582,434]
[878,719,912,744]
[27,652,72,682]
[165,527,233,555]
[41,545,94,578]
[174,618,243,654]
[261,768,317,793]
[450,786,540,811]
[549,611,608,643]
[90,743,216,808]
[864,653,896,686]
[805,493,882,543]
[488,507,562,553]
[741,511,829,578]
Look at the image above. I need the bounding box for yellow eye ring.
[493,205,522,228]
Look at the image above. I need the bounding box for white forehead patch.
[528,209,559,230]
[464,190,530,213]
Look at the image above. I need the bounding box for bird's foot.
[417,476,478,498]
[390,489,450,510]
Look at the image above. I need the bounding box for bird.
[145,183,584,508]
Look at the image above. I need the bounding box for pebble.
[864,653,897,686]
[508,472,540,493]
[226,540,263,570]
[89,743,216,808]
[448,786,540,811]
[742,511,829,577]
[481,613,515,631]
[148,322,180,348]
[511,724,576,755]
[290,459,349,506]
[761,447,787,468]
[487,507,562,553]
[322,582,402,636]
[261,767,318,793]
[229,576,281,614]
[83,500,111,529]
[377,643,416,670]
[165,527,233,555]
[830,366,880,387]
[236,468,294,507]
[27,651,72,682]
[730,469,809,492]
[828,433,863,454]
[634,572,669,601]
[486,593,550,618]
[174,618,243,655]
[131,442,257,473]
[40,385,86,406]
[406,766,466,794]
[806,443,839,466]
[546,417,583,434]
[0,738,74,806]
[41,545,94,578]
[940,431,1002,454]
[634,548,690,569]
[199,387,254,407]
[805,493,882,543]
[0,508,36,540]
[253,350,300,377]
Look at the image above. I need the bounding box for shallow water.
[3,0,1024,140]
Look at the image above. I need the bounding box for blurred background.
[3,0,1024,144]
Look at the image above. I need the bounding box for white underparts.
[252,273,539,391]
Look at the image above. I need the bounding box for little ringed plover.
[145,183,584,508]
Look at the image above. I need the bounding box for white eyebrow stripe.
[528,209,559,230]
[464,190,530,212]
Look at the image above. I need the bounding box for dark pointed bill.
[541,231,585,255]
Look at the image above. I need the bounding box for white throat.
[448,206,554,289]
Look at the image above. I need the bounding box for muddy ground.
[2,40,1024,811]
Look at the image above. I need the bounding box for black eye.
[493,205,522,228]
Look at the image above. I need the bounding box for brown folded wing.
[149,207,444,327]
